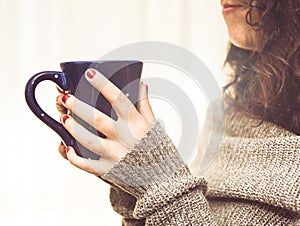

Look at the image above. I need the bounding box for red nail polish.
[86,69,96,79]
[65,147,70,153]
[62,115,69,124]
[62,94,70,103]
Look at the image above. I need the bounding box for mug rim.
[60,60,142,67]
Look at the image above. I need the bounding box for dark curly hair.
[224,0,300,134]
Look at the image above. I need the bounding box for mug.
[25,60,143,160]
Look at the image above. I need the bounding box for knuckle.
[82,138,94,148]
[138,100,147,109]
[94,114,104,126]
[113,94,128,107]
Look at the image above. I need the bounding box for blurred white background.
[0,0,228,225]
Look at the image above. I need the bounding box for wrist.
[102,120,206,198]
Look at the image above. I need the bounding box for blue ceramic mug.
[25,60,143,160]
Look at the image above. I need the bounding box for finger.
[60,114,108,157]
[56,102,67,115]
[58,141,67,159]
[61,94,115,137]
[65,146,114,176]
[56,95,67,114]
[56,103,67,114]
[138,82,155,123]
[85,69,138,120]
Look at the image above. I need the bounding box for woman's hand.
[56,69,155,176]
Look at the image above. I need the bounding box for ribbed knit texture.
[102,110,300,225]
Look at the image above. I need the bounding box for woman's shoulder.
[224,107,296,138]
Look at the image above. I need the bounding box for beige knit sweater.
[102,110,300,225]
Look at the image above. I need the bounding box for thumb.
[138,82,155,123]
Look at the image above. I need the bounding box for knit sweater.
[102,109,300,225]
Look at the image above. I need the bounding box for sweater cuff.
[102,120,207,217]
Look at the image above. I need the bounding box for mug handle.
[25,71,77,149]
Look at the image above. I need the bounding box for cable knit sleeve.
[102,120,215,225]
[109,186,145,225]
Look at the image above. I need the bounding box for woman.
[56,0,300,225]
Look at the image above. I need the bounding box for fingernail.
[65,147,71,153]
[61,115,69,124]
[62,94,70,103]
[86,69,96,79]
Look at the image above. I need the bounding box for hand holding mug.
[25,60,154,175]
[57,69,154,176]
